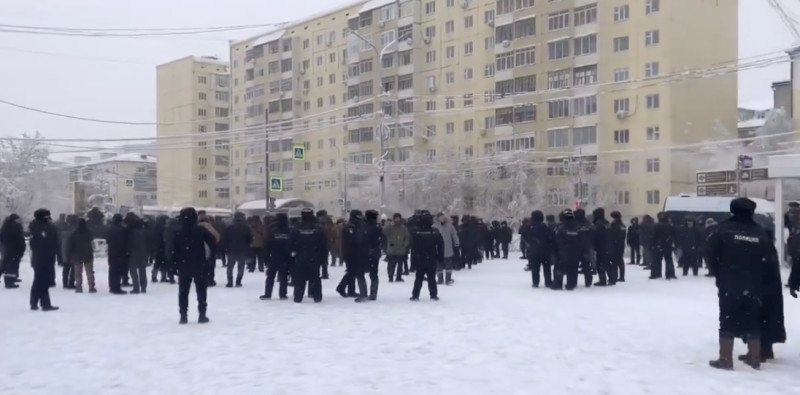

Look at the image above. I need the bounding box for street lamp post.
[347,28,398,213]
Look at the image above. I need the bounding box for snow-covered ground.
[1,256,799,395]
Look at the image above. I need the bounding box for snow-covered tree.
[0,132,50,219]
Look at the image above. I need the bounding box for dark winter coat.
[291,216,328,268]
[153,215,168,258]
[66,221,94,262]
[626,223,640,246]
[0,215,26,262]
[383,222,410,256]
[267,216,293,267]
[223,218,253,256]
[29,213,60,271]
[706,213,777,338]
[591,209,610,257]
[171,208,216,275]
[105,221,127,262]
[640,220,655,249]
[556,219,583,264]
[497,224,513,244]
[574,210,593,255]
[410,218,444,268]
[652,220,676,252]
[676,222,704,256]
[362,217,384,260]
[524,212,556,259]
[608,219,627,256]
[126,221,150,266]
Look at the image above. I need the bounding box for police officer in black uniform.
[290,208,327,303]
[336,210,368,299]
[677,217,704,276]
[574,209,594,287]
[592,208,616,287]
[553,209,583,291]
[410,212,444,301]
[524,211,556,288]
[609,211,627,282]
[260,213,292,300]
[706,197,776,370]
[650,212,677,280]
[363,210,384,301]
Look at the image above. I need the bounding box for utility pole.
[264,110,270,212]
[400,168,405,203]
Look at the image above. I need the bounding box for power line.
[0,46,152,65]
[0,22,287,32]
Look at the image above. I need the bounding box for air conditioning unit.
[423,35,431,44]
[326,40,333,47]
[616,110,629,119]
[488,20,495,27]
[378,20,386,28]
[299,66,306,74]
[461,0,469,9]
[405,38,413,46]
[428,85,437,93]
[480,129,488,137]
[501,40,510,48]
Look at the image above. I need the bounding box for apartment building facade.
[226,0,737,216]
[156,56,231,208]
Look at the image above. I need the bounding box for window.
[497,0,513,15]
[496,24,513,42]
[647,126,661,141]
[548,38,570,60]
[613,36,630,52]
[614,98,630,113]
[426,75,437,90]
[464,41,474,56]
[446,122,455,134]
[445,96,455,109]
[496,107,513,125]
[645,62,660,78]
[380,4,395,21]
[496,52,514,71]
[548,10,570,31]
[574,4,598,26]
[513,75,536,93]
[426,149,436,160]
[198,76,207,84]
[574,34,597,56]
[485,9,495,24]
[425,1,436,14]
[198,157,207,166]
[614,5,630,22]
[614,67,630,82]
[647,190,661,205]
[465,146,474,157]
[514,46,536,66]
[446,46,455,59]
[464,68,474,80]
[573,65,597,86]
[215,91,229,101]
[646,158,661,173]
[198,125,207,133]
[547,99,570,118]
[614,129,630,144]
[198,190,208,199]
[547,128,569,148]
[399,50,412,65]
[380,30,396,48]
[646,0,660,14]
[398,74,413,90]
[645,30,660,46]
[514,17,536,39]
[573,96,597,116]
[497,79,514,96]
[547,69,571,89]
[465,15,474,29]
[485,63,495,78]
[426,50,437,63]
[198,92,207,100]
[514,104,536,122]
[446,71,455,84]
[381,54,394,68]
[646,94,660,109]
[573,126,597,145]
[198,109,207,117]
[445,20,455,33]
[485,36,495,50]
[424,25,436,38]
[614,160,630,175]
[484,116,496,129]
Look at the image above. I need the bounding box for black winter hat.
[560,209,574,219]
[593,207,606,221]
[301,208,315,222]
[179,207,198,229]
[610,211,622,220]
[33,208,51,221]
[275,213,289,226]
[419,212,434,228]
[730,197,756,217]
[365,210,379,221]
[530,210,544,222]
[112,213,124,224]
[316,210,328,217]
[349,209,364,222]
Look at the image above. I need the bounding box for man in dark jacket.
[291,208,327,303]
[223,212,253,288]
[627,217,641,265]
[410,212,444,301]
[125,213,150,294]
[553,209,584,290]
[676,218,704,276]
[497,221,513,259]
[384,213,410,282]
[151,215,169,283]
[0,214,26,288]
[609,211,627,282]
[574,209,594,286]
[460,216,479,269]
[363,210,383,301]
[105,214,128,294]
[172,207,217,324]
[67,219,96,293]
[336,210,369,301]
[650,212,677,280]
[706,198,778,370]
[524,211,556,288]
[261,213,292,300]
[640,215,655,269]
[28,209,59,311]
[592,208,616,287]
[58,215,77,289]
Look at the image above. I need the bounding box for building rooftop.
[47,153,156,171]
[157,55,228,69]
[738,118,767,130]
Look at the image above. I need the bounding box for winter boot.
[445,271,454,286]
[743,339,761,370]
[198,314,210,324]
[179,312,188,325]
[41,305,59,312]
[437,273,445,285]
[89,287,97,293]
[709,336,734,370]
[369,281,379,301]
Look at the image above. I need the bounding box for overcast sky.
[0,0,795,149]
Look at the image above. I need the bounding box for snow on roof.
[237,198,314,211]
[252,29,286,47]
[360,0,394,12]
[191,56,228,66]
[738,118,766,129]
[739,101,773,111]
[664,196,774,215]
[81,153,156,167]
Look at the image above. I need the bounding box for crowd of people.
[0,198,798,371]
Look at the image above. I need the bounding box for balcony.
[494,124,514,137]
[495,12,513,27]
[574,53,598,69]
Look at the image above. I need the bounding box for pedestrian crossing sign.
[269,177,283,192]
[292,144,305,161]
